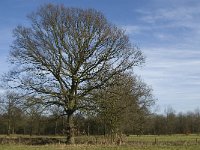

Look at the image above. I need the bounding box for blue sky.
[1,0,200,113]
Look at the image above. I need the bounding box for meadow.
[1,134,200,150]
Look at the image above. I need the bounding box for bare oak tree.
[5,4,144,144]
[0,92,21,135]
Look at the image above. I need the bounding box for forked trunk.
[66,113,75,144]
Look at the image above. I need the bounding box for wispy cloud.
[125,4,200,48]
[137,5,200,25]
[120,2,200,113]
[135,46,200,113]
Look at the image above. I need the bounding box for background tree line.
[0,73,154,137]
[145,107,200,135]
[1,95,200,136]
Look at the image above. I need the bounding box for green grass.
[127,134,200,141]
[1,144,200,150]
[0,134,64,138]
[1,134,200,150]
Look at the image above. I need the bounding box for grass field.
[127,134,200,143]
[1,144,200,150]
[1,134,200,149]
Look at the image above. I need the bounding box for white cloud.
[138,5,200,25]
[127,4,200,49]
[134,45,200,113]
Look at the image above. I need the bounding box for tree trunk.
[7,105,11,135]
[87,123,90,136]
[37,120,41,135]
[12,127,15,134]
[55,120,58,135]
[66,114,75,144]
[23,127,26,135]
[62,116,65,135]
[7,119,11,135]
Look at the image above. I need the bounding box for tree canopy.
[3,4,145,144]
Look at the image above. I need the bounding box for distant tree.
[94,74,154,142]
[193,108,200,133]
[153,114,166,135]
[46,106,68,135]
[3,4,144,143]
[0,92,23,135]
[25,104,44,136]
[122,76,154,135]
[0,96,4,114]
[164,106,176,134]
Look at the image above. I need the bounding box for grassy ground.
[1,134,200,149]
[1,144,200,150]
[127,134,200,141]
[126,134,200,144]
